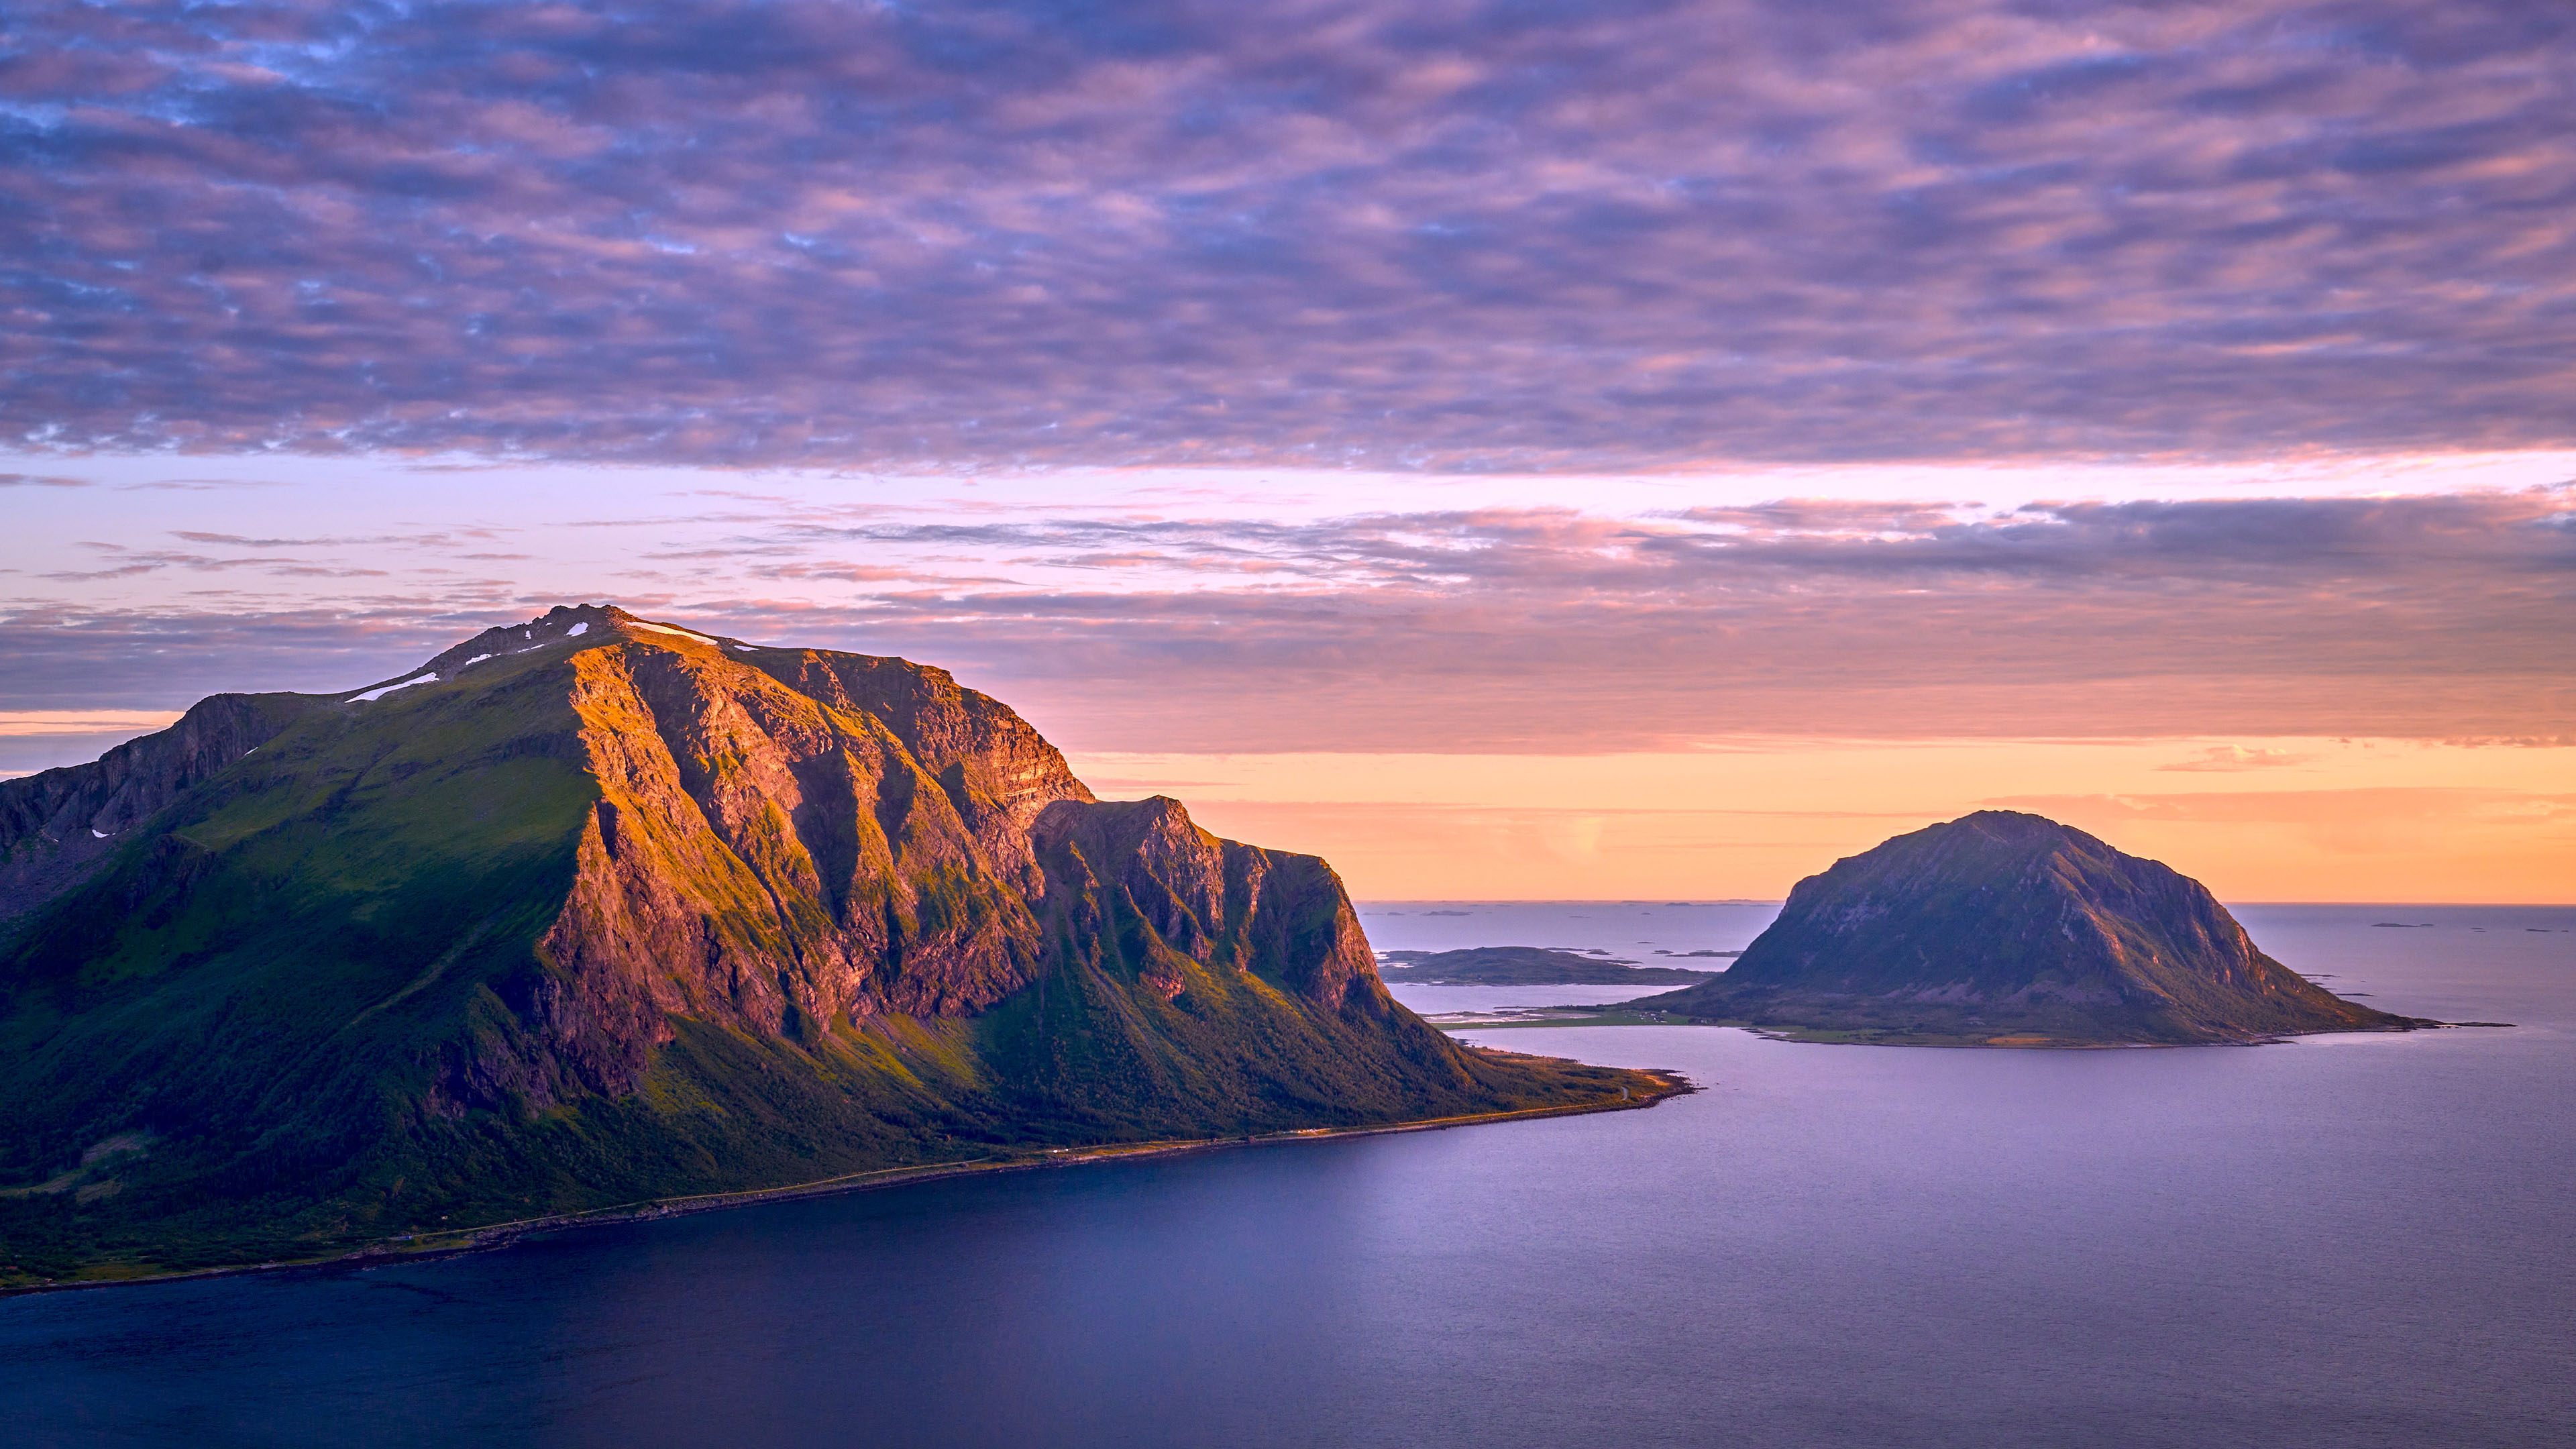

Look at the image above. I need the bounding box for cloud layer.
[7,0,2574,468]
[7,487,2567,751]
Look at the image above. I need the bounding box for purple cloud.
[3,0,2572,468]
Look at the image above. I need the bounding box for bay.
[4,904,2571,1448]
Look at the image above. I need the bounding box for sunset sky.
[4,0,2570,902]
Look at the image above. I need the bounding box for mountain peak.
[1888,809,2112,862]
[1947,808,2089,839]
[391,603,714,688]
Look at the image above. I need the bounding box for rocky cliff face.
[0,606,1644,1275]
[510,621,1087,1098]
[1031,795,1391,1012]
[428,608,1395,1108]
[1631,810,2425,1044]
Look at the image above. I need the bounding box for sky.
[4,1,2571,902]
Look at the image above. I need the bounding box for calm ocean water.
[5,903,2571,1448]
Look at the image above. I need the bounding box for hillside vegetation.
[0,606,1656,1282]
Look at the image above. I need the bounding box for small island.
[1603,811,2441,1047]
[1377,947,1721,986]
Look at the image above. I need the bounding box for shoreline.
[1430,1011,2503,1048]
[0,1067,1693,1300]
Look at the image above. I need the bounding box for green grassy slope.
[0,618,1650,1282]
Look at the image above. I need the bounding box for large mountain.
[1626,811,2428,1045]
[0,606,1653,1280]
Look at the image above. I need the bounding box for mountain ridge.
[0,605,1661,1282]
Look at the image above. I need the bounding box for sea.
[3,902,2571,1448]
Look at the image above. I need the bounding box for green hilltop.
[0,606,1660,1283]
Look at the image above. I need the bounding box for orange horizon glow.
[8,728,2569,908]
[1070,738,2576,906]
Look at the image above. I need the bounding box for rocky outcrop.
[1030,796,1389,1013]
[1630,810,2428,1044]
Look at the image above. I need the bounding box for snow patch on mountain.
[348,674,438,704]
[627,621,714,643]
